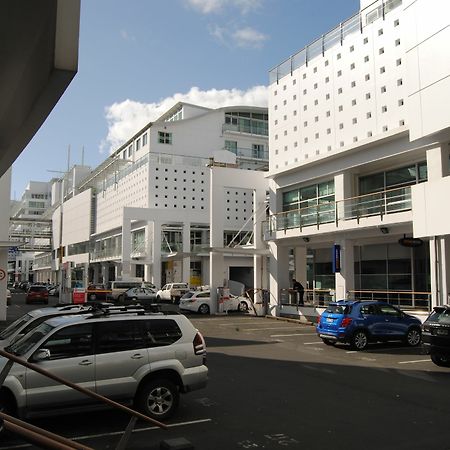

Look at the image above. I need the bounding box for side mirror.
[32,349,51,362]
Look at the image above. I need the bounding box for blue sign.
[332,244,341,273]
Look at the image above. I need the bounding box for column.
[334,171,353,222]
[294,247,307,286]
[268,241,290,317]
[151,221,162,289]
[182,222,191,285]
[334,239,355,300]
[426,144,448,180]
[209,252,225,315]
[121,217,131,278]
[430,237,440,307]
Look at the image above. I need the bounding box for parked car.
[121,287,158,308]
[422,305,450,367]
[86,284,112,302]
[26,285,49,305]
[316,300,422,350]
[0,305,92,349]
[47,285,60,296]
[156,283,190,304]
[179,290,252,315]
[6,289,11,306]
[0,308,208,425]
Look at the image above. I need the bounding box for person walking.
[292,278,304,306]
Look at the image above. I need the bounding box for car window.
[379,304,401,316]
[96,320,147,354]
[0,313,33,339]
[360,304,378,315]
[428,309,450,324]
[325,304,351,315]
[39,324,93,360]
[197,292,210,298]
[146,319,182,347]
[8,322,56,356]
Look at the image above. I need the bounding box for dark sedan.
[422,305,450,367]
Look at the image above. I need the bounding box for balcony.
[90,248,122,262]
[264,186,412,238]
[225,146,269,161]
[222,122,268,137]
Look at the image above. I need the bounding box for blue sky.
[11,0,360,198]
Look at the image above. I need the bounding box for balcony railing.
[225,146,269,160]
[264,186,411,235]
[280,288,430,311]
[90,248,122,261]
[222,123,268,137]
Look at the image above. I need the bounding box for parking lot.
[2,298,450,449]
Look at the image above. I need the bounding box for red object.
[341,317,353,328]
[72,289,86,304]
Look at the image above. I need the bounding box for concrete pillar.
[121,218,131,278]
[440,237,450,305]
[335,239,355,300]
[268,241,290,317]
[426,144,448,180]
[294,247,307,286]
[151,221,162,289]
[209,252,225,315]
[182,222,191,285]
[334,171,353,222]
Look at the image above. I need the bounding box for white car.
[156,283,190,303]
[179,290,252,315]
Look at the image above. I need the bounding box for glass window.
[225,140,237,153]
[97,321,147,354]
[158,132,172,144]
[41,324,93,360]
[386,166,416,187]
[146,319,182,346]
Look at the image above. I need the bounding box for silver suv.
[0,310,207,422]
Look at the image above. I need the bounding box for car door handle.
[79,360,93,366]
[131,354,144,359]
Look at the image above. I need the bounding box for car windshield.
[6,322,55,356]
[428,309,450,324]
[30,286,47,292]
[181,292,195,299]
[325,304,352,315]
[0,313,33,339]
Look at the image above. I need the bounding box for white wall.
[62,188,92,246]
[404,0,450,141]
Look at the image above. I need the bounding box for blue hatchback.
[316,300,422,350]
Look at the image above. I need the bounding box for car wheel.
[117,294,124,303]
[351,330,368,350]
[137,379,179,420]
[405,327,421,347]
[430,353,450,367]
[322,338,336,346]
[156,295,161,301]
[0,390,15,434]
[198,304,210,315]
[238,301,249,312]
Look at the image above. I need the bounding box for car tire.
[430,353,450,367]
[117,295,124,303]
[238,301,249,312]
[137,379,179,420]
[198,304,210,315]
[405,327,421,347]
[351,330,368,350]
[0,389,15,434]
[322,338,336,346]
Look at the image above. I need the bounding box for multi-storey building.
[266,0,450,317]
[53,103,268,295]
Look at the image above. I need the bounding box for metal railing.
[269,0,402,84]
[0,348,167,449]
[279,288,430,311]
[264,186,411,235]
[222,122,268,136]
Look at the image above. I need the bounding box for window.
[142,133,147,146]
[146,319,182,346]
[97,321,147,354]
[128,145,133,157]
[379,48,384,55]
[41,324,93,360]
[395,39,400,46]
[225,140,237,154]
[364,55,369,62]
[136,138,141,151]
[158,131,172,144]
[396,58,402,66]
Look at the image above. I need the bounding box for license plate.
[437,329,448,335]
[326,318,334,323]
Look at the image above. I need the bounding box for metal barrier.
[349,289,431,311]
[0,348,167,449]
[280,289,334,307]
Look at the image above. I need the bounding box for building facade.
[52,103,268,298]
[266,0,450,317]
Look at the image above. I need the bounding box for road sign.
[0,269,6,281]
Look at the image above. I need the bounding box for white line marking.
[398,359,431,364]
[346,351,358,354]
[270,333,317,337]
[304,341,324,345]
[244,326,303,331]
[0,418,213,449]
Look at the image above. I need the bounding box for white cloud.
[232,27,268,48]
[185,0,262,15]
[101,85,268,154]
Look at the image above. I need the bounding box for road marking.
[270,333,316,337]
[398,359,431,364]
[303,341,324,345]
[243,326,304,331]
[346,351,358,354]
[0,418,213,449]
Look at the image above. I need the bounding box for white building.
[266,0,450,318]
[53,103,268,296]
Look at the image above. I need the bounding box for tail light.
[341,317,353,328]
[193,331,206,356]
[316,315,321,324]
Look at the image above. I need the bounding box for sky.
[11,0,360,199]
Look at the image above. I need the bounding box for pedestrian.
[292,278,304,306]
